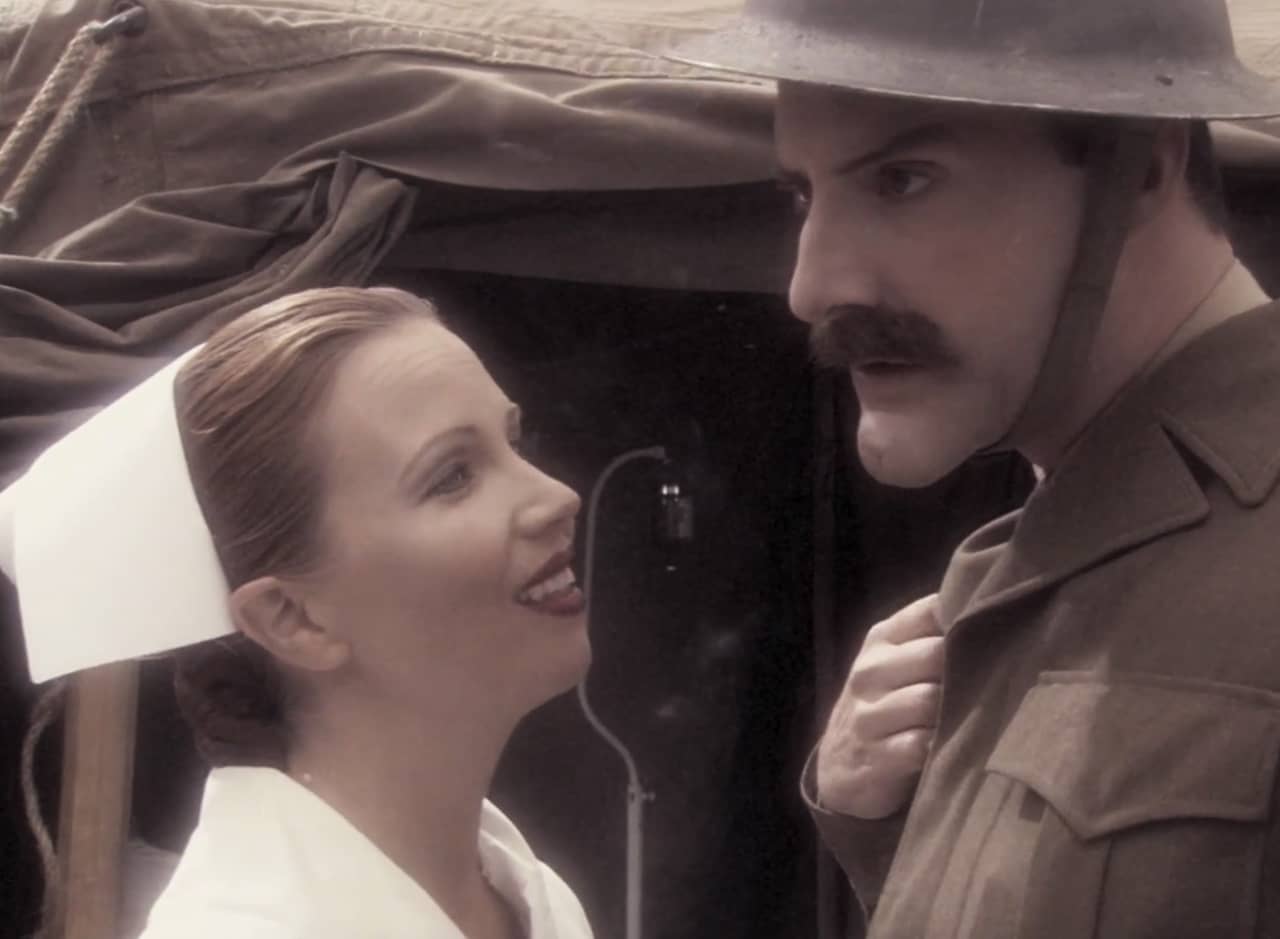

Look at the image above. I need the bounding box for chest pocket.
[968,672,1280,939]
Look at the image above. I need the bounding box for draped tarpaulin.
[0,0,790,487]
[2,0,1280,489]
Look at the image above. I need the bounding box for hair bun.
[173,636,287,769]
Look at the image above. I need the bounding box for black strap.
[985,123,1158,452]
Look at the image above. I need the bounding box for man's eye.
[875,165,933,200]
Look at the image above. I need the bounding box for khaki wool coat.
[809,298,1280,938]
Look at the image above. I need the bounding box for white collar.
[142,767,592,939]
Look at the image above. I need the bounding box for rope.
[0,4,147,237]
[20,678,69,939]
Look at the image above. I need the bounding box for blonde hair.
[172,286,442,767]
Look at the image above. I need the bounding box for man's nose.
[788,212,877,326]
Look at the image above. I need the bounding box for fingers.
[867,593,942,645]
[874,727,934,778]
[815,725,933,819]
[853,682,941,742]
[812,594,946,819]
[850,633,945,696]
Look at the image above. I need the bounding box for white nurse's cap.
[0,347,234,683]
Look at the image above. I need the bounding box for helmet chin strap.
[978,122,1159,458]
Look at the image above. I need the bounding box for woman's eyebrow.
[399,426,477,486]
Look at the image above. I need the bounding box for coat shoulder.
[1061,473,1280,690]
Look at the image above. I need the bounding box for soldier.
[674,2,1280,936]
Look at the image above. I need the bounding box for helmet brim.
[668,17,1280,121]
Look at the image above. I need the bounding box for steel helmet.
[670,0,1280,458]
[671,0,1280,119]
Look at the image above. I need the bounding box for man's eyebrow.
[776,121,956,186]
[833,122,955,175]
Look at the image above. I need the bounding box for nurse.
[2,286,594,939]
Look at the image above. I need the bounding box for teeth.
[520,567,576,604]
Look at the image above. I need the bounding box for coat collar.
[941,297,1280,632]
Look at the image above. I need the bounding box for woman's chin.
[528,631,592,707]
[560,632,593,688]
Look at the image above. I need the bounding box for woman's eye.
[426,462,473,499]
[875,165,933,200]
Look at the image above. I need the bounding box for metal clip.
[93,3,148,44]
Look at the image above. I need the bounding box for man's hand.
[816,594,945,820]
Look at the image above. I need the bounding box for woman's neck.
[285,691,520,934]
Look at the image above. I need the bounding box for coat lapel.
[942,299,1280,633]
[943,419,1209,631]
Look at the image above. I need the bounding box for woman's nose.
[514,463,581,539]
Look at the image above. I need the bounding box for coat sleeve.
[800,746,908,922]
[1261,785,1280,936]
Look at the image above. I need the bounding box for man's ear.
[1133,121,1189,226]
[230,577,350,673]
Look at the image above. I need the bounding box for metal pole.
[578,445,665,939]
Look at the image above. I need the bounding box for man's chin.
[855,424,972,489]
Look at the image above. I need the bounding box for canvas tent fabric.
[0,0,781,249]
[0,0,1278,490]
[0,0,790,489]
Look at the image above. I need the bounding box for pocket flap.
[986,672,1280,841]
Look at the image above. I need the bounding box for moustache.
[809,305,959,372]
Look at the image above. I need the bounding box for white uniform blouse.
[139,766,594,939]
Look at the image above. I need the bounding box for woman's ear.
[1134,121,1189,226]
[230,577,350,673]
